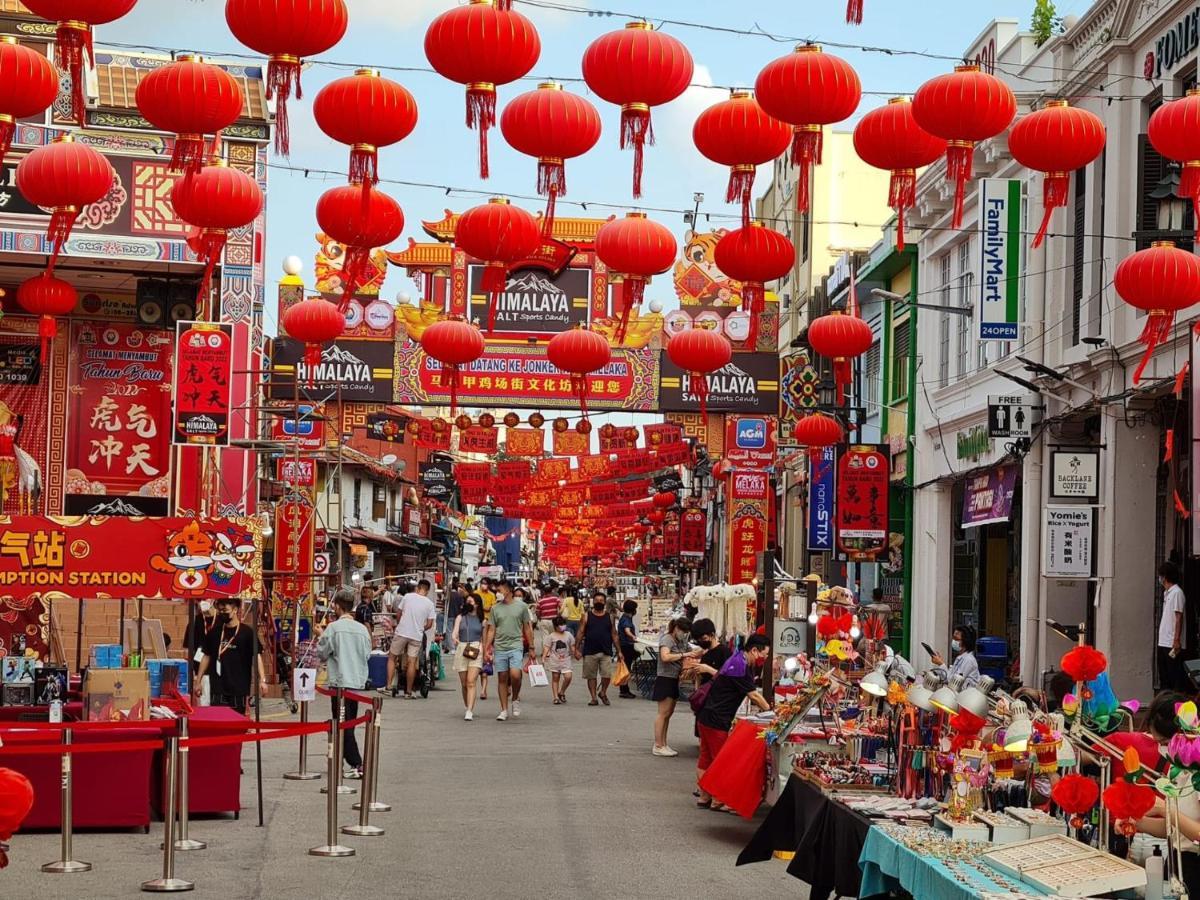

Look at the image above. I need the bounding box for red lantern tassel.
[187,228,228,320]
[0,115,15,162]
[169,134,208,175]
[45,206,81,273]
[53,21,92,127]
[266,54,303,157]
[615,278,646,344]
[572,374,590,420]
[1183,161,1200,244]
[833,358,851,406]
[742,282,764,349]
[727,164,756,228]
[1175,361,1190,398]
[846,0,864,24]
[303,342,323,387]
[1176,488,1191,519]
[337,247,371,312]
[946,141,975,229]
[494,0,513,8]
[1133,310,1174,384]
[889,168,917,251]
[537,157,566,237]
[621,103,654,199]
[466,84,497,180]
[1033,171,1070,249]
[37,314,56,365]
[692,372,710,425]
[447,363,460,417]
[349,143,379,187]
[1165,429,1175,463]
[792,126,822,213]
[482,261,507,333]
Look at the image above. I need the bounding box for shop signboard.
[274,499,315,604]
[680,509,706,558]
[0,515,263,600]
[1044,506,1093,578]
[727,497,768,585]
[419,460,455,502]
[0,331,51,518]
[730,470,770,501]
[961,465,1018,527]
[277,458,316,488]
[978,179,1021,341]
[987,393,1035,439]
[659,352,780,414]
[836,446,889,561]
[172,321,234,447]
[65,322,173,517]
[365,412,406,443]
[268,338,395,402]
[1050,451,1100,500]
[807,447,836,552]
[773,619,806,657]
[270,403,325,451]
[467,264,591,335]
[725,415,777,470]
[0,341,38,384]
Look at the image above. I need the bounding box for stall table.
[154,706,246,817]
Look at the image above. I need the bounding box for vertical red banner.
[836,446,889,562]
[172,322,234,447]
[679,509,707,559]
[273,499,315,612]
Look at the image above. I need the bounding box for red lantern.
[420,319,485,417]
[1008,101,1106,248]
[647,509,665,526]
[315,184,404,310]
[853,97,948,251]
[282,297,344,381]
[313,68,418,189]
[22,0,136,126]
[1052,773,1099,829]
[0,767,34,869]
[1114,241,1200,383]
[693,90,792,227]
[224,0,349,156]
[1102,780,1156,836]
[581,21,693,198]
[500,82,602,237]
[653,491,676,508]
[546,327,611,420]
[15,272,75,363]
[593,212,677,342]
[0,36,58,161]
[846,0,863,23]
[455,198,541,332]
[755,45,861,213]
[135,55,245,174]
[912,65,1016,228]
[792,413,843,447]
[808,312,874,405]
[1060,645,1107,683]
[666,328,732,423]
[714,223,795,348]
[424,0,540,180]
[170,160,264,314]
[16,134,114,272]
[1148,89,1200,242]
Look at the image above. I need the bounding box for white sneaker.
[496,709,508,721]
[512,700,521,718]
[464,709,473,721]
[652,745,679,757]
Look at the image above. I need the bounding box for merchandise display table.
[154,706,246,817]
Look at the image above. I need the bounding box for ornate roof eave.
[419,208,615,245]
[385,238,454,270]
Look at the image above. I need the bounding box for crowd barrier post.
[308,698,355,858]
[171,717,205,852]
[283,701,321,781]
[319,688,355,796]
[41,730,92,874]
[341,701,383,837]
[354,695,390,813]
[141,735,194,892]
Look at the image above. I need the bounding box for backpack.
[689,678,713,715]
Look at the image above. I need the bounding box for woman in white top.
[929,625,981,688]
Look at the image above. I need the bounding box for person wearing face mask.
[653,617,703,757]
[688,618,730,686]
[451,592,486,720]
[928,624,980,688]
[575,591,620,706]
[617,600,640,699]
[193,599,265,715]
[543,615,576,704]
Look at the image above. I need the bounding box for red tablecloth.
[4,727,158,830]
[699,719,769,819]
[154,706,246,817]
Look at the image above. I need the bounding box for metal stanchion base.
[41,859,92,874]
[308,844,356,858]
[340,823,385,837]
[320,785,355,795]
[283,771,322,781]
[352,800,391,812]
[163,839,207,852]
[141,877,195,892]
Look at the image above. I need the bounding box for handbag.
[462,643,480,661]
[689,679,713,714]
[613,657,631,687]
[527,663,549,687]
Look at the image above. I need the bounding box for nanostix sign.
[978,179,1021,342]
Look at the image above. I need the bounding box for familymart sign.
[979,179,1021,342]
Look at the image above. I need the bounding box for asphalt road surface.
[2,679,800,898]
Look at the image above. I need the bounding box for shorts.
[698,723,730,769]
[389,636,422,658]
[453,642,483,673]
[545,655,573,674]
[582,653,614,680]
[651,676,680,702]
[492,647,525,673]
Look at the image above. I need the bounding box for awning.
[337,527,416,550]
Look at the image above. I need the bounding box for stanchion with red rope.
[167,716,205,853]
[141,734,192,893]
[40,730,91,875]
[282,701,321,781]
[341,692,383,837]
[353,694,390,814]
[309,687,355,858]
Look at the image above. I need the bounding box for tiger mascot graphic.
[671,229,740,307]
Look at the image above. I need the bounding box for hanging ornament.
[666,328,732,424]
[713,223,794,348]
[281,296,344,384]
[315,183,404,310]
[755,45,861,212]
[546,327,611,421]
[1102,780,1156,837]
[581,21,693,198]
[313,68,418,192]
[792,412,844,447]
[852,97,947,250]
[0,36,58,161]
[529,412,545,429]
[808,311,874,406]
[846,0,863,24]
[576,419,593,435]
[503,412,520,427]
[224,0,349,156]
[16,272,76,363]
[455,414,473,430]
[479,412,495,429]
[500,82,601,237]
[693,90,792,227]
[1051,773,1099,831]
[1060,645,1107,684]
[593,212,677,342]
[912,65,1016,228]
[454,198,541,332]
[1148,88,1200,242]
[420,318,485,417]
[135,55,245,174]
[1114,241,1200,383]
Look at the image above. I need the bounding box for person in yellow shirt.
[560,589,584,639]
[477,577,497,622]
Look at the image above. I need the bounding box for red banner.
[459,426,498,454]
[66,322,173,516]
[495,461,532,489]
[617,479,651,502]
[655,440,693,467]
[577,455,611,479]
[599,428,636,452]
[0,516,264,600]
[454,462,492,488]
[836,446,889,562]
[680,509,706,558]
[552,429,589,456]
[533,458,570,483]
[413,420,451,451]
[172,322,234,447]
[589,482,620,504]
[644,423,683,447]
[274,499,315,604]
[506,427,545,457]
[728,499,767,585]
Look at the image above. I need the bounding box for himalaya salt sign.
[978,179,1021,342]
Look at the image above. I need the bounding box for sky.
[99,0,1041,333]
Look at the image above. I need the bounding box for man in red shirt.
[535,580,561,656]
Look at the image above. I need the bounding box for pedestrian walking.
[354,585,377,627]
[653,617,701,757]
[560,589,584,639]
[617,599,640,699]
[576,591,619,706]
[1158,560,1189,692]
[483,581,534,721]
[543,615,575,704]
[316,589,372,778]
[451,594,486,720]
[193,598,265,715]
[535,580,561,654]
[386,579,436,698]
[478,577,497,621]
[378,580,399,615]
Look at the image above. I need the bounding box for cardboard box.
[147,659,189,698]
[85,667,150,721]
[90,644,124,669]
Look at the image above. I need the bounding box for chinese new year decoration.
[793,412,843,447]
[1114,241,1200,383]
[594,212,677,343]
[313,68,418,192]
[808,310,874,405]
[454,198,541,332]
[1051,773,1099,830]
[1060,645,1107,685]
[135,54,245,174]
[667,328,732,424]
[1148,88,1200,242]
[0,36,58,161]
[16,272,76,363]
[546,327,611,421]
[714,223,795,347]
[315,183,404,309]
[282,296,344,378]
[420,318,486,417]
[846,0,863,24]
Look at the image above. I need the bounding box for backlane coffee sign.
[660,352,780,414]
[269,338,395,402]
[172,322,233,447]
[468,265,590,334]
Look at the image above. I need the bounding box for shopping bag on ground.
[527,664,549,687]
[613,658,631,687]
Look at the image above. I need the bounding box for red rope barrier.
[0,738,164,756]
[339,714,371,730]
[316,685,376,705]
[183,722,328,750]
[0,719,178,734]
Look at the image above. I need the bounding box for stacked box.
[84,668,150,721]
[147,659,190,698]
[1,682,34,706]
[1,656,35,683]
[90,644,124,669]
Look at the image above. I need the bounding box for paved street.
[2,683,799,899]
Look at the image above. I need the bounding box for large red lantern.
[224,0,349,156]
[1148,89,1200,242]
[282,296,344,378]
[425,0,541,180]
[793,412,844,447]
[755,45,861,212]
[501,82,602,237]
[666,328,732,423]
[581,21,693,198]
[313,68,418,189]
[693,90,792,227]
[135,55,244,174]
[714,223,795,348]
[1114,241,1200,383]
[653,491,676,509]
[22,0,136,126]
[315,184,404,309]
[0,767,34,869]
[170,160,264,315]
[547,327,611,420]
[912,65,1016,228]
[594,212,677,342]
[808,312,874,405]
[421,318,486,417]
[454,198,541,332]
[16,272,75,363]
[0,36,58,161]
[16,134,114,272]
[1008,100,1106,248]
[853,97,948,251]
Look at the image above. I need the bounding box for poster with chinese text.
[172,322,233,447]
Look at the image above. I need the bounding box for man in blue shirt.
[317,589,372,778]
